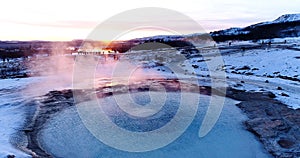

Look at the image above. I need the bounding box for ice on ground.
[0,76,73,157]
[0,105,31,158]
[0,78,37,158]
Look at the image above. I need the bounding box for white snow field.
[183,38,300,109]
[222,48,300,109]
[0,78,37,158]
[0,75,73,158]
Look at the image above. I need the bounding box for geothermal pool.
[39,92,271,158]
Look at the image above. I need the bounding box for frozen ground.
[182,38,300,109]
[221,47,300,109]
[0,78,37,157]
[0,76,72,158]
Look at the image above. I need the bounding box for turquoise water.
[39,92,271,158]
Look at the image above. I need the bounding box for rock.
[234,83,243,87]
[265,80,269,83]
[197,59,206,62]
[231,71,237,74]
[226,88,300,158]
[281,93,289,97]
[277,86,283,90]
[192,65,199,69]
[277,139,295,149]
[267,92,276,98]
[22,128,33,133]
[246,118,287,137]
[7,155,15,158]
[278,75,300,82]
[236,65,251,71]
[241,80,245,83]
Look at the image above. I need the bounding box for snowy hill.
[211,13,300,41]
[272,14,300,24]
[121,14,300,44]
[104,14,300,52]
[255,14,300,26]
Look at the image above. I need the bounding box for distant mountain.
[106,14,300,51]
[266,14,300,24]
[211,14,300,42]
[125,14,300,43]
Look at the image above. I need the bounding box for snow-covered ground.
[181,39,300,109]
[0,75,73,158]
[0,37,299,157]
[93,40,300,109]
[224,47,299,109]
[0,78,37,157]
[224,48,300,78]
[221,48,300,109]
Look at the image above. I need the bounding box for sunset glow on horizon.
[1,0,300,41]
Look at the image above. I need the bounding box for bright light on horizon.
[1,0,300,41]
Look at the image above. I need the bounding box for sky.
[0,0,300,41]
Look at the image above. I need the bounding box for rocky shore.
[227,88,300,158]
[20,79,299,158]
